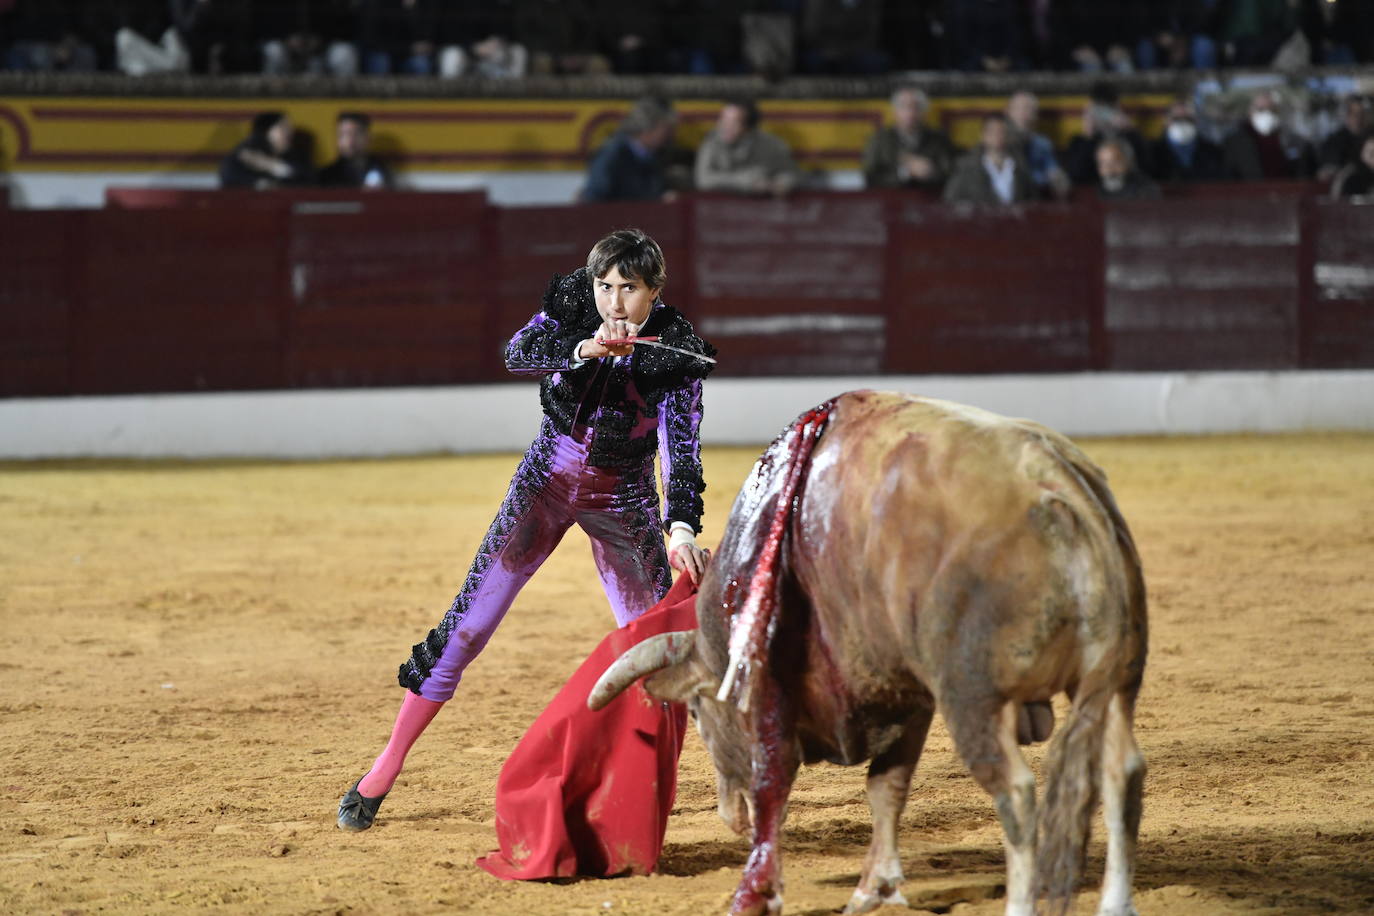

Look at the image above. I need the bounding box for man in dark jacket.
[1222,89,1316,180]
[1148,99,1225,182]
[943,114,1036,205]
[1318,94,1371,181]
[219,111,314,189]
[581,97,676,202]
[861,85,955,191]
[318,112,393,189]
[1096,136,1161,200]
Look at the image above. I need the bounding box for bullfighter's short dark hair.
[587,228,667,292]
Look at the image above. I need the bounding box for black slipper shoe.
[337,778,387,831]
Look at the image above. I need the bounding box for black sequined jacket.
[504,268,717,533]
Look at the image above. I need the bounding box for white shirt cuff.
[667,523,695,553]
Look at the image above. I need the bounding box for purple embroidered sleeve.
[657,377,706,533]
[504,311,582,376]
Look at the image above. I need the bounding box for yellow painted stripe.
[0,95,1177,173]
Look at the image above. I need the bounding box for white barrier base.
[3,371,1372,460]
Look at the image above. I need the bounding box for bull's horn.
[587,630,697,711]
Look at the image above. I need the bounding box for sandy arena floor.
[1,432,1372,915]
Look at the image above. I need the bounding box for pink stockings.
[357,691,444,797]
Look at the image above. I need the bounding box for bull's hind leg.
[944,695,1038,916]
[1097,690,1145,916]
[844,705,936,915]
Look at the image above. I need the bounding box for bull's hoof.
[1094,906,1139,916]
[843,886,908,914]
[730,886,783,916]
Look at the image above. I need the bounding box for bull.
[590,391,1147,916]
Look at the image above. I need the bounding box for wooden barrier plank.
[691,194,889,376]
[285,197,492,386]
[4,188,1374,400]
[1104,199,1302,370]
[0,211,75,395]
[1306,201,1374,369]
[886,202,1099,374]
[73,208,286,393]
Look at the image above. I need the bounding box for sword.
[596,336,718,364]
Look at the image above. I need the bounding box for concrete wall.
[4,370,1371,460]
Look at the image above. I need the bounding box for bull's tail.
[716,400,835,709]
[1035,681,1111,914]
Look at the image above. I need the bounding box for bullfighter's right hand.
[581,319,639,359]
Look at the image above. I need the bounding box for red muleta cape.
[475,573,698,880]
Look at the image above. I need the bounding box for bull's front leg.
[732,675,800,916]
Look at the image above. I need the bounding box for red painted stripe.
[32,107,259,121]
[0,104,33,157]
[23,147,866,166]
[371,110,577,122]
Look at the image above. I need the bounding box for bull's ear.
[644,663,718,703]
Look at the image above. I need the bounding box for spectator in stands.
[943,114,1036,205]
[1300,0,1373,63]
[695,99,801,197]
[219,112,314,189]
[881,0,942,70]
[861,86,954,192]
[361,0,439,75]
[942,0,1026,71]
[1131,1,1221,69]
[2,0,98,72]
[172,0,256,74]
[581,96,677,202]
[591,0,666,75]
[115,2,190,75]
[515,0,609,75]
[315,0,363,76]
[1062,83,1152,185]
[800,0,887,75]
[1148,99,1225,182]
[433,3,526,78]
[667,0,743,74]
[256,0,358,77]
[1095,136,1160,200]
[1331,133,1374,198]
[1216,0,1298,67]
[256,1,320,75]
[740,3,796,80]
[1317,95,1371,182]
[1006,89,1069,198]
[1056,0,1140,73]
[1222,89,1317,181]
[318,112,393,189]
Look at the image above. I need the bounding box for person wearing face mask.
[1148,99,1225,182]
[1222,89,1317,181]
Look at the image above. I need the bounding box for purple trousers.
[399,421,672,701]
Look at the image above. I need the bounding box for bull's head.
[588,627,755,836]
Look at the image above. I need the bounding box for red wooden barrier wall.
[1,187,1371,399]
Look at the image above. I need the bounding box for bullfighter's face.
[594,266,659,329]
